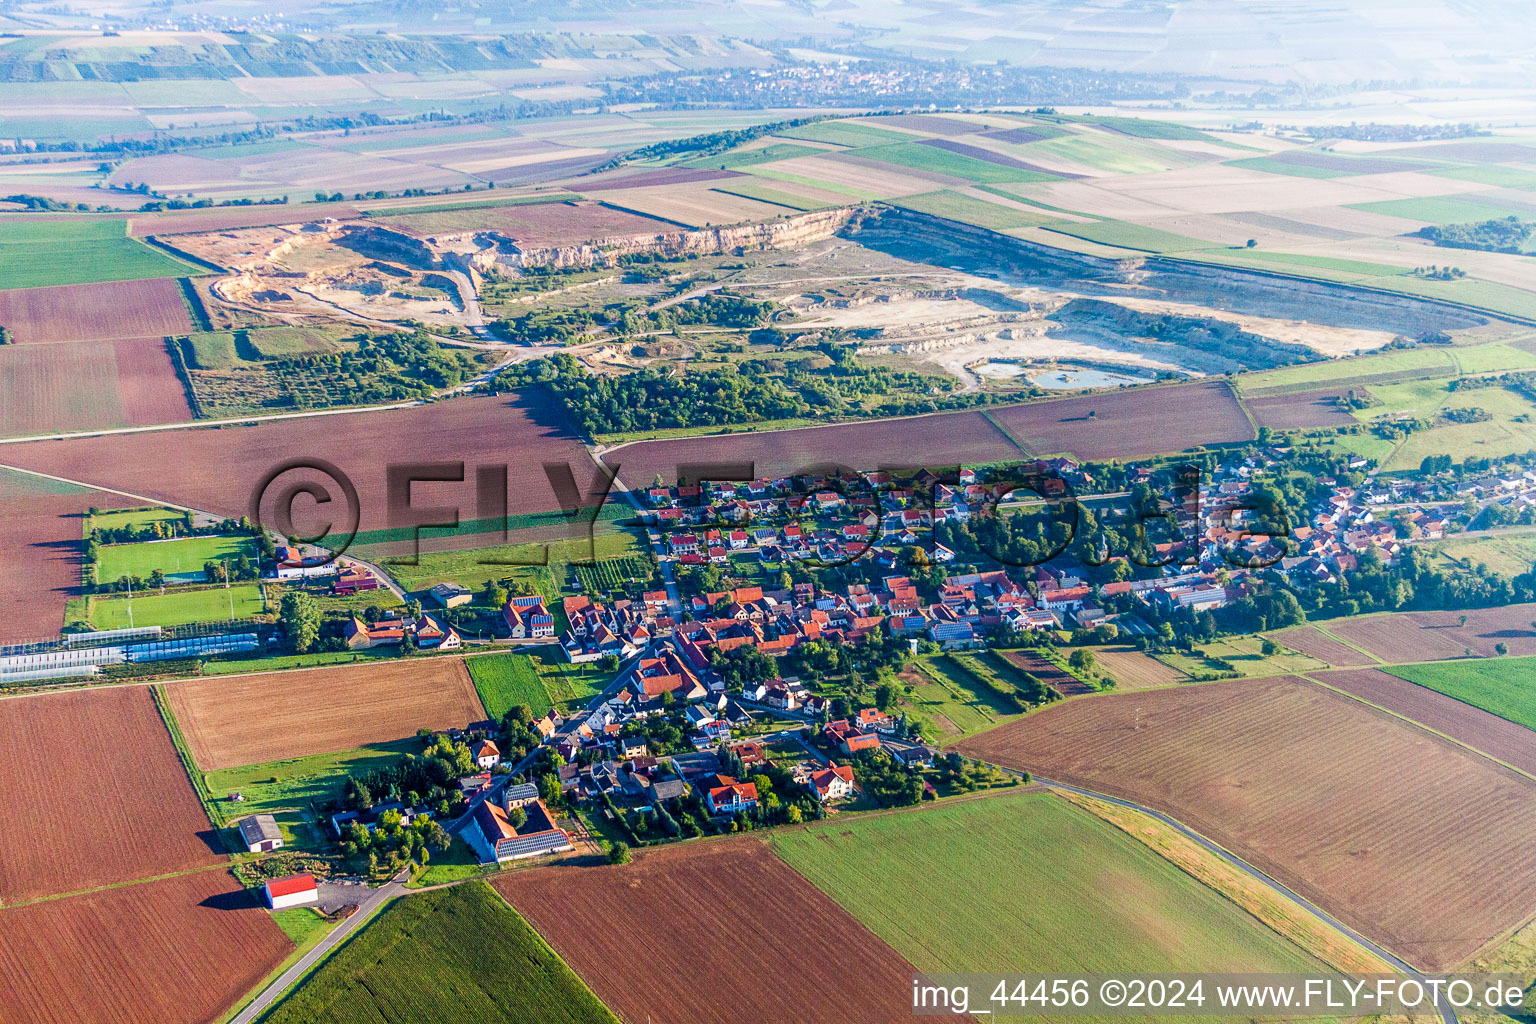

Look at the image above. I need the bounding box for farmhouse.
[333,566,379,596]
[235,813,283,853]
[468,797,574,864]
[262,874,318,910]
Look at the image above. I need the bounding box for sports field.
[262,882,619,1024]
[85,584,265,629]
[771,791,1327,976]
[96,534,257,582]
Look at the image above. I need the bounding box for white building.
[263,874,318,910]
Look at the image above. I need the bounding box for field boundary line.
[152,683,231,845]
[1309,622,1384,663]
[1300,672,1536,784]
[1056,788,1394,975]
[1022,775,1457,1021]
[980,407,1034,457]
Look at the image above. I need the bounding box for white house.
[263,874,318,910]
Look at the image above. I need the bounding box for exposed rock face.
[441,207,857,272]
[849,205,1492,337]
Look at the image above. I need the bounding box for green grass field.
[770,791,1328,978]
[262,882,620,1024]
[0,225,197,289]
[708,182,831,211]
[0,218,128,242]
[383,530,640,600]
[86,583,265,628]
[87,506,187,532]
[1236,346,1460,393]
[893,189,1061,230]
[778,121,913,148]
[855,141,1058,184]
[1348,195,1536,224]
[1199,248,1412,279]
[1388,657,1536,732]
[700,142,827,169]
[96,535,257,582]
[1429,534,1536,577]
[1429,165,1536,190]
[1155,635,1327,679]
[466,652,553,720]
[1042,220,1207,254]
[1030,132,1183,174]
[902,656,1020,742]
[1225,155,1354,179]
[202,740,417,849]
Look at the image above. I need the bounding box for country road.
[228,869,409,1024]
[1027,776,1459,1024]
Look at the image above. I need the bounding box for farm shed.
[235,813,283,853]
[263,874,318,910]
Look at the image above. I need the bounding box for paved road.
[229,869,409,1024]
[1026,776,1458,1024]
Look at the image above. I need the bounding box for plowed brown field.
[1327,604,1536,663]
[1244,390,1358,431]
[1000,648,1095,695]
[1268,624,1378,666]
[957,675,1536,970]
[1072,644,1186,689]
[165,657,486,770]
[1320,667,1536,776]
[606,408,1023,487]
[0,686,221,902]
[495,840,924,1024]
[0,488,99,642]
[0,869,291,1024]
[988,379,1255,460]
[0,390,599,542]
[0,278,191,343]
[0,337,191,435]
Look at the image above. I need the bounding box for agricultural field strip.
[955,675,1536,970]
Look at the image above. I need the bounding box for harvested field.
[0,686,221,901]
[919,138,1077,177]
[1244,390,1359,430]
[580,167,743,190]
[0,337,191,435]
[598,186,788,228]
[0,869,291,1024]
[128,202,360,236]
[0,390,599,543]
[495,839,921,1024]
[1320,668,1536,777]
[958,676,1536,969]
[368,199,672,244]
[877,113,987,135]
[0,277,191,343]
[1076,644,1187,689]
[165,657,487,771]
[988,380,1256,460]
[0,489,100,642]
[1268,624,1378,666]
[1327,604,1536,663]
[604,408,1023,487]
[1000,648,1095,696]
